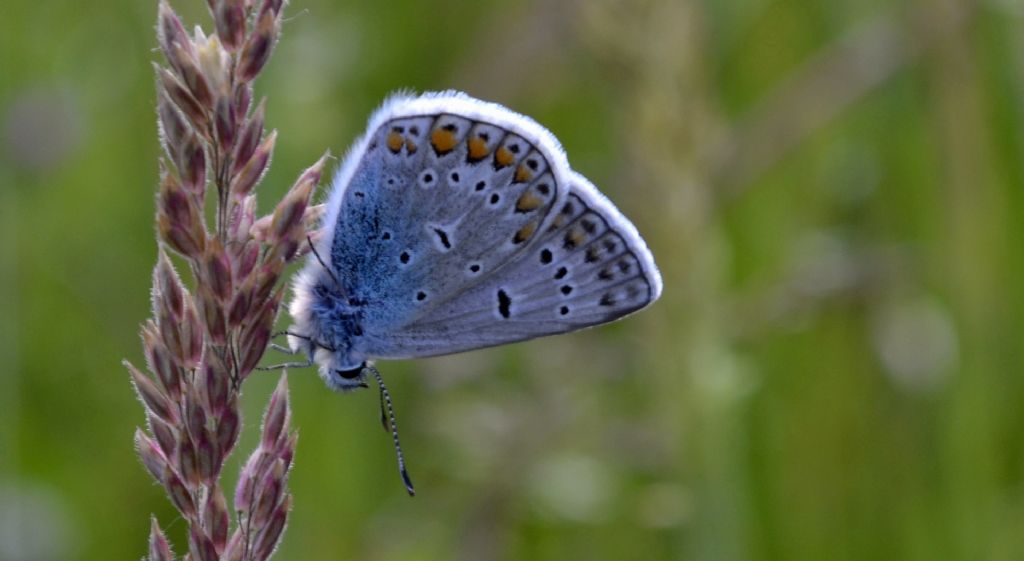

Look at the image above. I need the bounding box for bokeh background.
[3,0,1024,559]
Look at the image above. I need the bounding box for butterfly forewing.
[330,104,568,349]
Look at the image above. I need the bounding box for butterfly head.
[283,328,367,392]
[288,258,372,391]
[306,302,371,392]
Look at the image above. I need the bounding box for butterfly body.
[289,91,662,391]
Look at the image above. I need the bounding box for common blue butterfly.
[281,91,662,493]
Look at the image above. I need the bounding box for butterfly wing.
[313,92,661,360]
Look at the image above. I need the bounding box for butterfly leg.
[270,329,338,353]
[268,331,303,355]
[269,343,298,355]
[256,358,314,371]
[258,328,336,371]
[259,331,314,369]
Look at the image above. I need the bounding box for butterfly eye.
[336,364,365,380]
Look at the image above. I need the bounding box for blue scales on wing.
[329,108,660,360]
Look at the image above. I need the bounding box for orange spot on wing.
[387,132,404,153]
[405,139,417,154]
[431,128,458,154]
[513,221,538,244]
[467,136,489,161]
[494,146,514,168]
[564,227,585,249]
[515,191,543,212]
[514,163,533,183]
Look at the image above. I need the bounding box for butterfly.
[279,91,662,494]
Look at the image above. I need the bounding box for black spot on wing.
[433,228,452,250]
[497,289,511,319]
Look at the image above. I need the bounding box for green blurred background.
[3,0,1024,559]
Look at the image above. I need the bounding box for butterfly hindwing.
[372,173,661,358]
